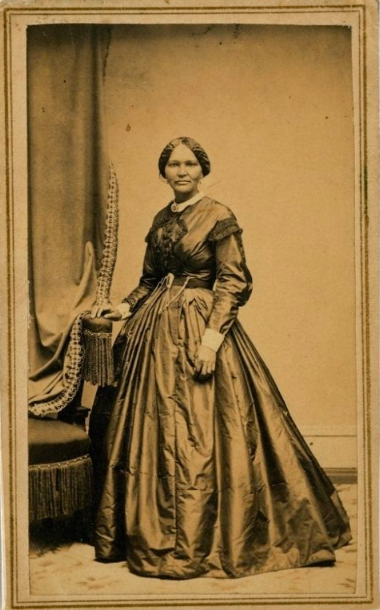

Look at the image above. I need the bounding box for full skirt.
[90,282,352,579]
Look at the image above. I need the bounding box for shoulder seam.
[208,217,242,242]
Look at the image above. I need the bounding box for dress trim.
[208,217,242,242]
[145,206,189,271]
[145,206,187,244]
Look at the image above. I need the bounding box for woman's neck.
[174,189,199,204]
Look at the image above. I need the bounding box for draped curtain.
[27,25,118,416]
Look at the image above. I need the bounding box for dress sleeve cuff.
[116,302,131,319]
[201,328,225,352]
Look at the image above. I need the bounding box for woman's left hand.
[194,345,216,380]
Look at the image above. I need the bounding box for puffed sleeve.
[122,231,159,312]
[204,211,252,342]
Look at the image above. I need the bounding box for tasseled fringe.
[29,454,93,522]
[83,328,114,386]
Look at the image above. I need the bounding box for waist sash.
[171,276,214,290]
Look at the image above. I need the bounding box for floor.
[29,484,357,597]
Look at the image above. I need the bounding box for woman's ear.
[159,173,168,184]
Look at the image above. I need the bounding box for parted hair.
[158,137,211,178]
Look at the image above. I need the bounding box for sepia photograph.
[0,1,378,609]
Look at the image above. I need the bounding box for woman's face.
[164,144,203,202]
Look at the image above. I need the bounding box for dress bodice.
[124,196,253,335]
[146,196,241,280]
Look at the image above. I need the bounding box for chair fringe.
[83,328,114,386]
[29,454,93,522]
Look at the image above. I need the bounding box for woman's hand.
[102,309,123,321]
[91,302,131,321]
[104,302,131,321]
[91,302,113,318]
[194,345,216,381]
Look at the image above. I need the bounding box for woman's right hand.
[102,309,123,321]
[103,302,131,321]
[91,303,113,318]
[91,302,131,320]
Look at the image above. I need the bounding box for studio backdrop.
[27,25,118,416]
[27,24,356,464]
[105,24,356,442]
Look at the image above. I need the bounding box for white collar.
[170,191,205,213]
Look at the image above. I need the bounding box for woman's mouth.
[176,180,191,184]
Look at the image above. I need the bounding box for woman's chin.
[172,187,198,200]
[174,185,193,192]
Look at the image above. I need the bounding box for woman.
[90,137,351,579]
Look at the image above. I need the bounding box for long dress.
[90,195,352,579]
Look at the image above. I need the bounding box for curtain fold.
[27,25,117,416]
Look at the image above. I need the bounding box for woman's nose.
[178,166,188,176]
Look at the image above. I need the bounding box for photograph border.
[1,1,378,608]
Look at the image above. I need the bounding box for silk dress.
[90,195,352,579]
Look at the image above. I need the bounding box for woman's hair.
[158,137,211,178]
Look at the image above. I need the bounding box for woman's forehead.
[167,144,198,162]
